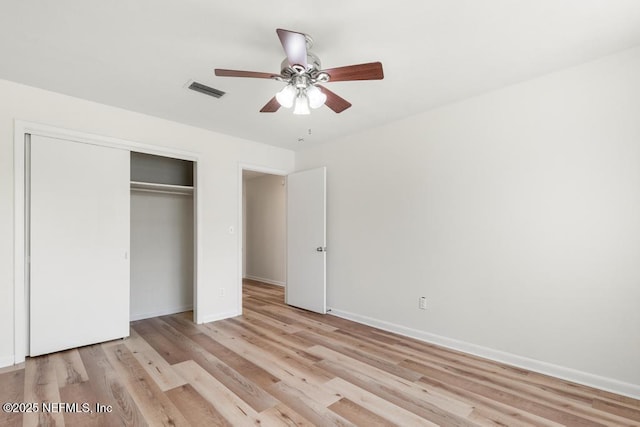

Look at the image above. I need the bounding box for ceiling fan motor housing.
[280,51,322,77]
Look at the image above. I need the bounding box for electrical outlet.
[419,297,427,310]
[219,288,225,297]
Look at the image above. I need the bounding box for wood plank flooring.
[1,279,639,426]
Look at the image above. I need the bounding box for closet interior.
[130,152,195,321]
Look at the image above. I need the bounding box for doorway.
[242,170,287,284]
[239,166,288,313]
[238,165,328,315]
[130,152,195,321]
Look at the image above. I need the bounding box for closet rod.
[130,187,193,196]
[130,180,193,196]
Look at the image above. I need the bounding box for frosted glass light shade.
[306,85,327,109]
[275,84,296,108]
[293,93,310,115]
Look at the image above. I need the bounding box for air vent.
[188,81,225,99]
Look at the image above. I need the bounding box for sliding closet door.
[30,135,130,356]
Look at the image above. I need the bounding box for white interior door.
[30,135,130,356]
[286,167,326,313]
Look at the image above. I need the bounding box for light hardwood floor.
[1,279,639,426]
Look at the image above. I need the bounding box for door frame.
[237,163,289,314]
[13,120,202,363]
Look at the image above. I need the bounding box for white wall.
[0,79,294,366]
[296,47,640,396]
[244,174,287,285]
[130,190,194,320]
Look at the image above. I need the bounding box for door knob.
[316,246,326,252]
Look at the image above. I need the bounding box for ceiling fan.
[214,28,384,115]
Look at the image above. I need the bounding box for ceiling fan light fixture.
[275,84,296,108]
[293,92,310,115]
[306,85,327,109]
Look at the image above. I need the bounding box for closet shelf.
[130,181,193,196]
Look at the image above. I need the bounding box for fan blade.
[322,62,384,82]
[317,85,352,113]
[260,97,281,113]
[215,69,279,79]
[276,28,308,69]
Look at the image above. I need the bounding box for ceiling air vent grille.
[188,81,226,98]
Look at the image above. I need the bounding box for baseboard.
[328,307,640,400]
[198,309,241,324]
[244,275,286,287]
[0,355,15,369]
[130,305,193,322]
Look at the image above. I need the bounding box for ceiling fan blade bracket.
[313,71,330,83]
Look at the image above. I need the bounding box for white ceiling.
[2,1,640,151]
